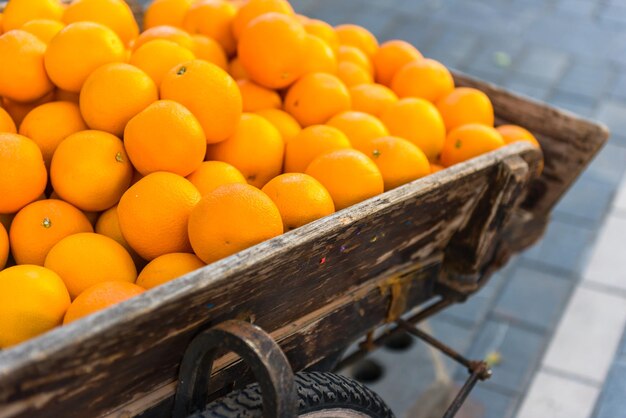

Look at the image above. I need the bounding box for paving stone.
[342,4,397,38]
[554,0,599,18]
[381,15,443,53]
[583,143,626,187]
[493,265,573,331]
[595,100,626,143]
[464,36,525,85]
[553,176,616,225]
[502,77,552,102]
[609,71,626,102]
[295,0,365,26]
[516,45,570,84]
[613,177,626,212]
[593,358,626,418]
[597,4,626,28]
[461,319,545,393]
[556,60,615,102]
[419,25,481,70]
[456,384,518,418]
[583,215,626,292]
[547,89,598,117]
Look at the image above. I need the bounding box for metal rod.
[442,369,482,418]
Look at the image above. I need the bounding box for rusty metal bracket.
[172,320,297,418]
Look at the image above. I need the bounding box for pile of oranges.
[0,0,541,348]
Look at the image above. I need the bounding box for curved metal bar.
[172,320,297,418]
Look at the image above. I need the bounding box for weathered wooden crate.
[0,71,608,418]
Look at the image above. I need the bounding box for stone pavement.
[288,0,626,417]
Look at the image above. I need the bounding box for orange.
[337,45,372,75]
[255,108,301,143]
[144,0,193,29]
[44,22,126,93]
[496,124,541,148]
[349,83,398,117]
[20,19,65,44]
[191,35,227,69]
[335,24,378,58]
[117,172,201,260]
[1,92,56,128]
[392,58,455,102]
[183,0,237,56]
[304,18,339,52]
[62,0,139,46]
[261,173,334,231]
[0,133,47,214]
[305,149,383,210]
[441,124,505,167]
[80,63,158,136]
[326,111,388,152]
[301,34,337,76]
[228,56,249,79]
[430,163,444,174]
[0,265,70,348]
[232,0,294,40]
[238,12,306,89]
[337,61,373,87]
[133,25,195,51]
[124,100,206,176]
[372,40,422,86]
[360,136,430,191]
[2,0,63,32]
[9,199,93,266]
[161,59,242,143]
[284,125,351,173]
[380,98,446,161]
[45,232,136,299]
[0,223,8,270]
[0,30,54,102]
[205,113,283,188]
[63,281,145,324]
[50,130,133,211]
[136,252,204,289]
[436,87,494,131]
[188,183,283,264]
[187,160,246,195]
[129,39,195,87]
[284,72,351,127]
[19,101,87,167]
[237,79,282,112]
[0,107,17,133]
[95,204,139,259]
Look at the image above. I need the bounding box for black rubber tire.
[190,371,395,418]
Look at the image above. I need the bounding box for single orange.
[360,136,430,191]
[0,30,54,102]
[117,172,201,260]
[262,173,335,231]
[0,107,17,134]
[238,12,306,89]
[441,124,505,167]
[301,34,337,76]
[191,35,228,69]
[19,101,87,167]
[44,22,126,93]
[228,56,249,79]
[188,183,283,264]
[326,111,388,152]
[284,125,351,173]
[430,163,444,173]
[304,18,339,52]
[205,113,283,188]
[284,72,351,127]
[133,25,195,51]
[496,124,541,148]
[334,24,378,58]
[0,223,8,271]
[255,108,301,143]
[1,92,55,128]
[372,40,422,86]
[45,232,136,299]
[0,265,70,348]
[144,0,193,29]
[187,160,246,195]
[80,63,158,136]
[380,98,446,161]
[136,252,204,289]
[50,130,133,212]
[231,0,294,40]
[237,79,282,112]
[392,58,455,102]
[2,0,63,32]
[305,149,383,210]
[95,204,140,260]
[63,281,145,324]
[62,0,139,46]
[9,199,93,266]
[436,87,494,131]
[183,0,237,56]
[161,59,242,143]
[337,61,373,87]
[20,19,65,44]
[124,100,206,176]
[337,45,372,75]
[349,83,398,117]
[0,133,47,214]
[129,39,195,87]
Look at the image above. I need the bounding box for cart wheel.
[192,371,395,418]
